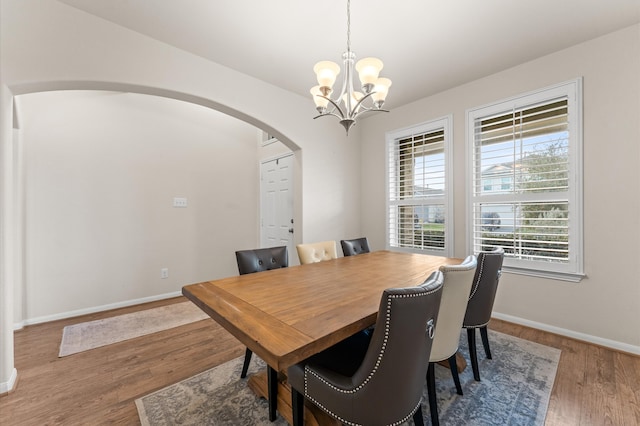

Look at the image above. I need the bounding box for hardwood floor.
[1,296,639,425]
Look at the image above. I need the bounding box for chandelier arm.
[320,95,347,119]
[347,91,376,117]
[313,112,348,121]
[362,108,390,113]
[358,108,390,114]
[347,107,390,122]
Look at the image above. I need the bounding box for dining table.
[182,250,461,424]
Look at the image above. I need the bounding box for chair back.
[296,240,337,264]
[235,246,288,275]
[429,255,477,362]
[340,237,371,256]
[295,272,444,425]
[463,247,504,328]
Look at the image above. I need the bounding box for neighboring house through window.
[387,116,453,256]
[467,79,584,281]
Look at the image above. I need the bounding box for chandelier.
[310,0,392,134]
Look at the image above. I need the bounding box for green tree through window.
[468,80,583,279]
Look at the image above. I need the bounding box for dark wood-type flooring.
[1,296,639,425]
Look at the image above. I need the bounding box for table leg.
[267,366,278,421]
[247,370,341,425]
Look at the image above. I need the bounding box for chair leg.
[480,326,492,359]
[447,354,463,395]
[426,362,439,426]
[291,387,304,426]
[467,328,481,381]
[412,405,425,426]
[267,366,278,421]
[240,347,253,378]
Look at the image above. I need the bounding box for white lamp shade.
[355,57,383,86]
[342,91,363,104]
[372,77,392,102]
[314,61,341,89]
[310,86,330,108]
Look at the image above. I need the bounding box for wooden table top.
[182,250,460,372]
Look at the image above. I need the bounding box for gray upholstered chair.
[234,246,288,378]
[340,237,371,256]
[426,255,477,426]
[463,247,504,381]
[296,240,338,264]
[287,271,445,426]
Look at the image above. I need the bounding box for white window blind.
[387,117,452,255]
[467,80,583,280]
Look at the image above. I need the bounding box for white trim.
[503,265,586,283]
[465,78,584,278]
[261,137,278,147]
[260,131,278,147]
[0,368,17,394]
[13,291,182,329]
[385,115,454,257]
[466,78,582,119]
[260,151,294,166]
[492,312,640,356]
[259,152,295,254]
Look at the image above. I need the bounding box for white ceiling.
[58,0,640,110]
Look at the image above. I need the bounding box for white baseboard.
[14,291,182,330]
[12,294,639,356]
[493,312,640,356]
[0,368,17,395]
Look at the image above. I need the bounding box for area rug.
[136,330,561,425]
[59,302,210,357]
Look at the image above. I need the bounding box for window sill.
[503,266,585,283]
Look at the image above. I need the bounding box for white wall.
[0,83,17,394]
[360,24,640,352]
[0,0,364,297]
[0,0,358,245]
[18,91,260,321]
[0,0,361,391]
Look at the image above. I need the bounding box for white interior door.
[260,154,294,256]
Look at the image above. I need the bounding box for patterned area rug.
[59,302,210,357]
[136,330,560,425]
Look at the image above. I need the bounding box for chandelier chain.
[346,0,351,53]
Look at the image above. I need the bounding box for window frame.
[465,79,584,282]
[386,116,454,257]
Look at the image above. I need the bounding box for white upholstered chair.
[296,240,338,264]
[426,255,477,426]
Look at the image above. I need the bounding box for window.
[387,117,453,256]
[467,79,583,281]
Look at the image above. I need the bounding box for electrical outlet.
[173,197,188,208]
[160,268,169,279]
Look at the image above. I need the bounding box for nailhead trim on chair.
[468,250,503,300]
[465,250,502,330]
[302,287,439,426]
[468,254,486,300]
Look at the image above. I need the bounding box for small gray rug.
[59,302,210,357]
[136,330,560,425]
